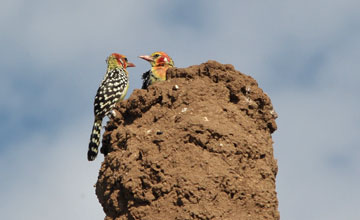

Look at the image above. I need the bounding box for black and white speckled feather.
[94,68,129,117]
[88,67,129,161]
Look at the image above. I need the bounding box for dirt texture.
[96,61,279,220]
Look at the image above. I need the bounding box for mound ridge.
[96,61,279,220]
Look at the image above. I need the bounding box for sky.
[1,0,359,219]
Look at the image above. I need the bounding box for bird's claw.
[107,110,117,119]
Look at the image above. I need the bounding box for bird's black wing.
[141,70,152,89]
[94,68,128,117]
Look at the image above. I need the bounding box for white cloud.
[1,0,360,219]
[273,86,360,219]
[0,117,104,220]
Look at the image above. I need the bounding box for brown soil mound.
[96,61,279,220]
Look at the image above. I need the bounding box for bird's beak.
[127,62,136,67]
[139,55,154,62]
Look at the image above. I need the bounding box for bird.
[139,51,174,89]
[88,53,135,161]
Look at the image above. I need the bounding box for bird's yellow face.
[107,53,135,69]
[139,51,174,67]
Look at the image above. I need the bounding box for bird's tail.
[88,118,102,161]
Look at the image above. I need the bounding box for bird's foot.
[107,110,117,119]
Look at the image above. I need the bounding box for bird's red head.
[139,51,174,67]
[108,53,135,69]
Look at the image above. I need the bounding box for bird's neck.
[107,62,124,72]
[151,66,168,81]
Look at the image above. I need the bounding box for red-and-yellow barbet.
[139,51,174,89]
[88,53,135,161]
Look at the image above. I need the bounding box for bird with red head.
[88,53,135,161]
[139,51,174,89]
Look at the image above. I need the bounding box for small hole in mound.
[229,93,239,104]
[176,198,184,206]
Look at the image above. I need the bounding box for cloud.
[273,87,360,219]
[1,0,360,219]
[0,117,104,220]
[157,0,213,30]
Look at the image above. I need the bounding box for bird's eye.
[153,54,160,58]
[124,57,128,62]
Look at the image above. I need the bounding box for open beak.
[139,55,154,62]
[127,62,135,67]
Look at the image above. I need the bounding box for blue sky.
[1,0,359,219]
